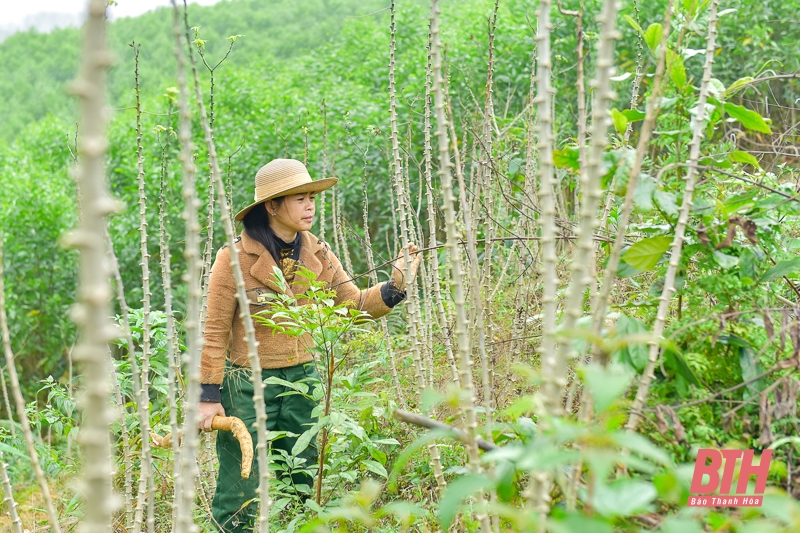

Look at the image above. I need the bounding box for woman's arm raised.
[324,242,421,319]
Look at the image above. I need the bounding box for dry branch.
[392,410,498,452]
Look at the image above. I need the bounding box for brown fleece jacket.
[200,230,393,385]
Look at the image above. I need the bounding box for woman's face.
[267,192,316,239]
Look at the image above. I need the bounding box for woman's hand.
[198,401,226,431]
[391,243,423,291]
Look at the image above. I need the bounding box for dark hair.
[242,197,296,264]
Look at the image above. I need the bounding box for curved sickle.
[150,415,254,479]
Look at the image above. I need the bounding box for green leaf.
[611,108,628,135]
[760,258,800,283]
[643,23,664,52]
[739,248,756,281]
[291,427,315,456]
[725,76,755,97]
[728,150,760,168]
[654,190,679,217]
[622,108,647,122]
[623,14,644,36]
[667,49,687,89]
[553,147,580,171]
[263,376,309,395]
[724,102,772,134]
[421,388,444,414]
[439,473,494,529]
[592,479,657,517]
[633,175,656,212]
[712,250,739,269]
[550,514,614,533]
[621,236,672,271]
[581,362,632,413]
[664,349,701,387]
[616,259,642,279]
[363,459,388,478]
[613,314,649,371]
[738,345,765,400]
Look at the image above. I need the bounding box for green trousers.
[211,362,320,532]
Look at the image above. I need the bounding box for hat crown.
[254,159,312,201]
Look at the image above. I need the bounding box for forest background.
[1,0,800,531]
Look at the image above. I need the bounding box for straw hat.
[234,158,337,221]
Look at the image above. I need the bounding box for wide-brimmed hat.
[234,158,338,221]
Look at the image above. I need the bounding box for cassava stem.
[0,452,22,533]
[171,2,203,530]
[430,3,491,531]
[389,0,447,494]
[590,2,674,353]
[1,236,63,533]
[626,0,722,432]
[131,41,156,533]
[70,0,118,528]
[178,2,271,528]
[560,0,620,355]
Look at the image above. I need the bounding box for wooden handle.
[149,415,254,479]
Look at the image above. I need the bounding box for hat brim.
[234,177,338,221]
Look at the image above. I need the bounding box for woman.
[198,158,420,532]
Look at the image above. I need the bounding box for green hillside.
[0,0,404,144]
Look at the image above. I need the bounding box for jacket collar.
[240,230,325,296]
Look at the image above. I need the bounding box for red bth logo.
[687,448,772,507]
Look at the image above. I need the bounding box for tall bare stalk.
[623,0,645,144]
[590,3,674,345]
[423,29,459,386]
[1,240,62,533]
[0,451,22,533]
[430,3,491,531]
[533,0,559,418]
[360,153,407,409]
[626,0,721,432]
[526,0,558,516]
[157,124,184,523]
[560,0,620,353]
[467,0,501,438]
[2,271,64,532]
[105,228,144,527]
[171,2,203,530]
[107,347,134,525]
[130,41,156,533]
[596,0,645,238]
[177,2,271,528]
[70,0,117,529]
[0,367,14,438]
[335,189,355,275]
[320,99,328,242]
[389,0,447,494]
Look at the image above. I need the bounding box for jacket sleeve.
[200,246,237,385]
[323,246,398,320]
